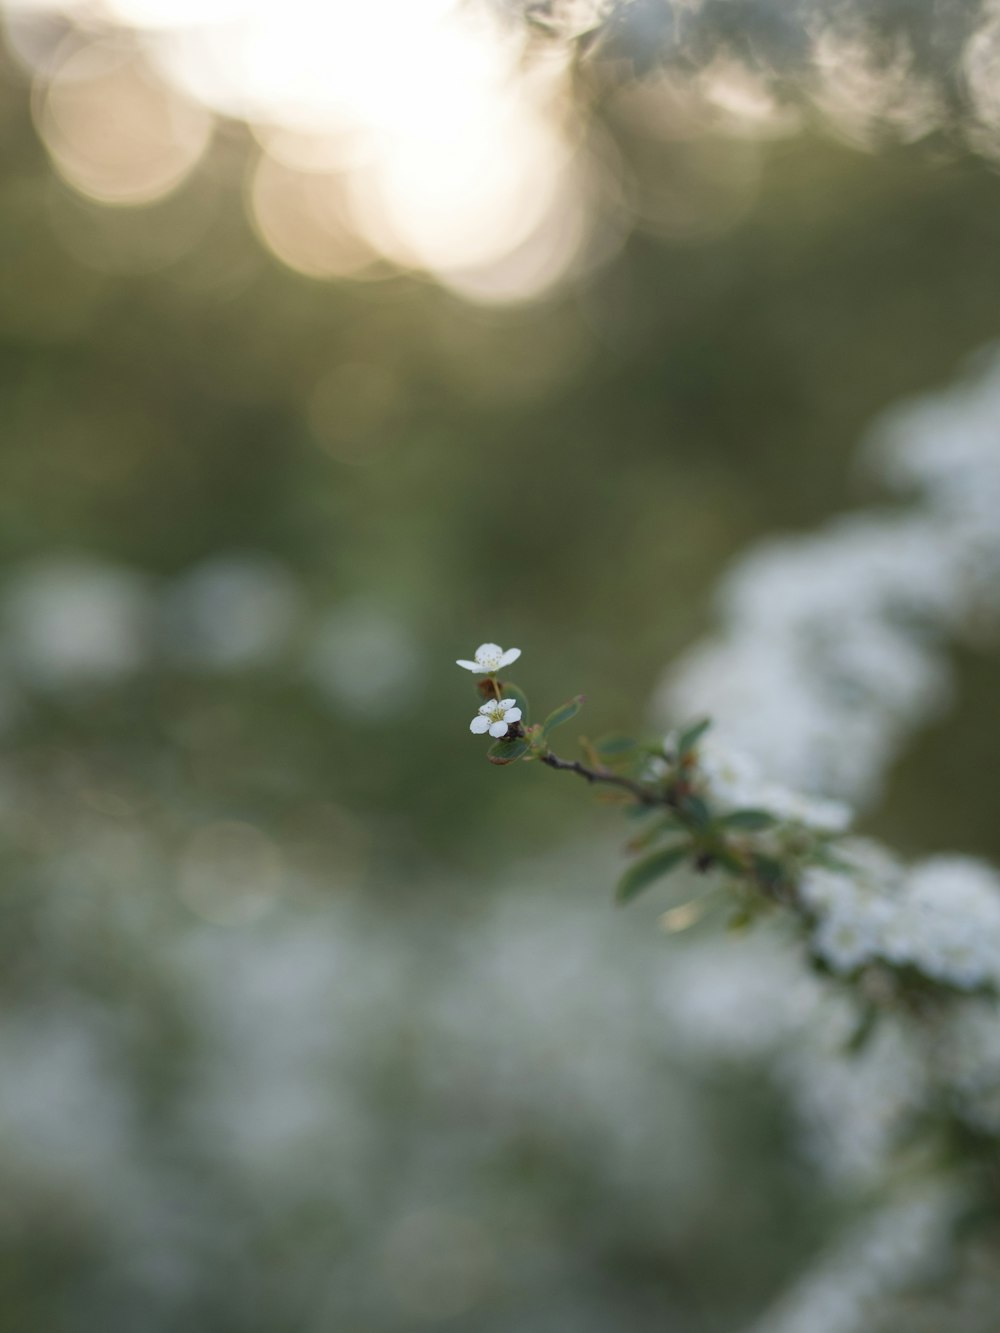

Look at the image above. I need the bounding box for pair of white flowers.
[457,642,522,739]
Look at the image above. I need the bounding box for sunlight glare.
[35,36,213,205]
[10,0,590,301]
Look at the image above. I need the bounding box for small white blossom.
[456,642,521,674]
[469,697,522,738]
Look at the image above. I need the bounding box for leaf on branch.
[845,1004,881,1054]
[578,736,602,768]
[659,898,708,934]
[751,853,786,889]
[626,814,683,853]
[615,844,690,905]
[542,695,584,736]
[681,793,712,828]
[676,717,712,756]
[624,803,658,820]
[713,846,749,876]
[808,845,855,874]
[487,738,530,765]
[719,809,779,831]
[594,734,639,762]
[501,680,530,723]
[727,907,756,933]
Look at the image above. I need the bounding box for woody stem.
[539,751,663,806]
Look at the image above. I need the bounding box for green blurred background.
[1,3,1000,1329]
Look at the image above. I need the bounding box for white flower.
[456,642,521,674]
[470,697,522,738]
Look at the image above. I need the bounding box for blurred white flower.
[470,697,521,738]
[661,347,1000,812]
[2,558,151,688]
[802,847,1000,992]
[456,642,520,673]
[305,603,424,719]
[161,554,302,670]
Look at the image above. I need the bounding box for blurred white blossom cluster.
[662,347,1000,808]
[655,930,923,1190]
[694,736,852,833]
[0,789,980,1330]
[0,825,825,1329]
[742,1181,963,1333]
[655,351,1000,1020]
[645,348,1000,1333]
[802,850,1000,990]
[0,551,425,723]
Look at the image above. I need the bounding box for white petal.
[496,697,516,712]
[505,707,522,723]
[470,716,491,733]
[478,700,498,715]
[498,647,521,667]
[456,659,483,671]
[488,720,509,738]
[475,643,502,662]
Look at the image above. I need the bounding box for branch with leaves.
[458,642,1000,1023]
[456,638,1000,1288]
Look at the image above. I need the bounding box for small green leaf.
[542,695,584,736]
[751,853,785,888]
[501,679,530,723]
[624,802,658,821]
[594,734,638,760]
[713,847,749,876]
[616,844,690,905]
[487,738,529,766]
[626,813,682,853]
[808,846,855,873]
[845,1004,880,1054]
[719,809,779,831]
[676,717,712,756]
[681,793,712,828]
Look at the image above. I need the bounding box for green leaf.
[719,809,779,831]
[626,813,682,853]
[845,1004,880,1054]
[624,802,658,821]
[594,734,638,760]
[676,717,712,756]
[713,847,749,876]
[751,853,785,888]
[616,844,690,905]
[681,793,712,828]
[500,679,530,723]
[808,846,855,874]
[487,738,529,766]
[542,695,584,736]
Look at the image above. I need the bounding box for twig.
[539,751,663,806]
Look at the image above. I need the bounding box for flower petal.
[478,701,498,715]
[475,643,502,662]
[496,697,516,712]
[505,707,522,723]
[498,647,521,667]
[456,659,483,671]
[469,716,491,733]
[488,720,509,738]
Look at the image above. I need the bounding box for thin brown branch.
[539,751,663,806]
